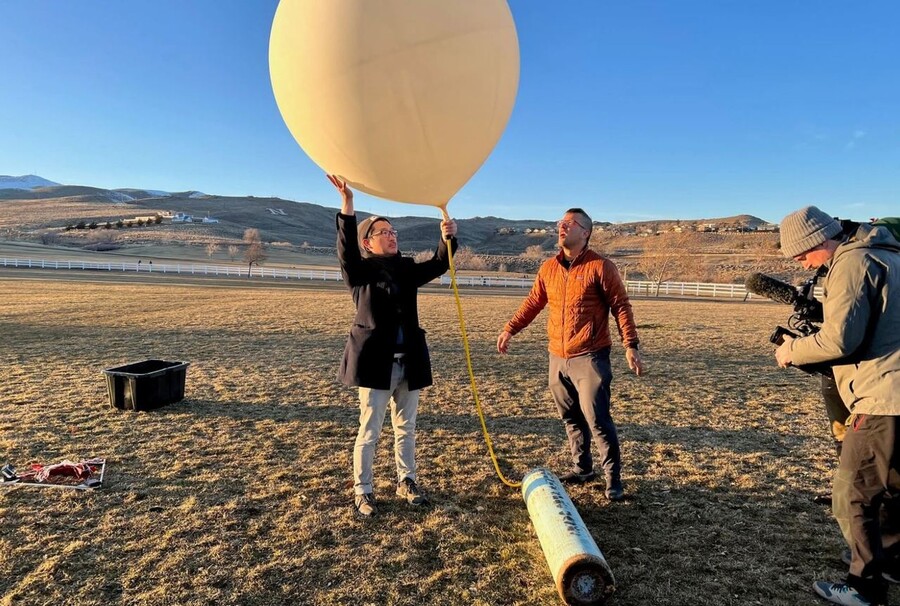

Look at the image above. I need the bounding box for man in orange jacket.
[497,208,644,500]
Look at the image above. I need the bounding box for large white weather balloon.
[269,0,519,209]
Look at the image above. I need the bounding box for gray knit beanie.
[779,206,842,258]
[357,215,390,257]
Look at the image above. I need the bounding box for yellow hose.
[441,207,521,489]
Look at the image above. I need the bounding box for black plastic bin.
[102,360,189,411]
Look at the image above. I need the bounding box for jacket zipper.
[561,263,568,356]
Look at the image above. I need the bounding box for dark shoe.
[605,477,625,501]
[883,568,900,585]
[812,581,872,605]
[840,548,900,584]
[354,492,377,518]
[559,470,597,485]
[396,478,429,506]
[813,492,833,505]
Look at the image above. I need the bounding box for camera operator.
[775,205,900,606]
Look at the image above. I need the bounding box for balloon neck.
[439,206,451,222]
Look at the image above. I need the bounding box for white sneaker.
[813,581,872,605]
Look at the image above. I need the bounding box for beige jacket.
[791,226,900,414]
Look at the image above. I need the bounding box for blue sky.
[2,1,898,223]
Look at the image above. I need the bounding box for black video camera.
[745,269,832,377]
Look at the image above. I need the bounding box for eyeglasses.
[556,219,587,231]
[370,228,398,238]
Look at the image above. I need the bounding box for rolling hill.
[0,176,771,255]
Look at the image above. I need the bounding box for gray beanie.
[357,215,391,257]
[779,205,842,258]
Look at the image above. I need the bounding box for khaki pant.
[353,358,419,496]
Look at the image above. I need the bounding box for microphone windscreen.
[744,273,798,306]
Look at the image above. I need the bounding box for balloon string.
[442,221,521,489]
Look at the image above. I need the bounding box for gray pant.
[548,348,621,479]
[353,358,419,496]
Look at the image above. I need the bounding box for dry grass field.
[0,274,865,605]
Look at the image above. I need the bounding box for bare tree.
[228,245,239,261]
[450,246,489,270]
[205,242,220,259]
[413,249,435,263]
[634,232,698,296]
[40,231,60,245]
[84,230,120,251]
[520,244,546,260]
[243,228,266,276]
[243,228,261,245]
[745,235,783,272]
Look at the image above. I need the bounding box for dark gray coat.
[336,213,456,390]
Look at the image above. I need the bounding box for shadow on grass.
[159,397,808,461]
[623,421,808,456]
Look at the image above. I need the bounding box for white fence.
[0,256,809,301]
[0,257,344,282]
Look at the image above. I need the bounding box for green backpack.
[872,217,900,243]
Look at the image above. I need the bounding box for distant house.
[722,225,754,233]
[758,223,779,232]
[170,212,219,224]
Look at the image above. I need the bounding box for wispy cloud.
[793,125,829,150]
[846,129,866,150]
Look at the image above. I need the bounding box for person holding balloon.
[497,208,643,501]
[330,175,458,518]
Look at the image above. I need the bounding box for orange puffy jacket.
[504,249,639,359]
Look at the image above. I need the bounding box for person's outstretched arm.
[497,274,548,354]
[412,219,459,286]
[331,175,367,287]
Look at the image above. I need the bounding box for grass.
[0,275,855,605]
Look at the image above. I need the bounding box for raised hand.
[441,219,457,239]
[327,174,354,215]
